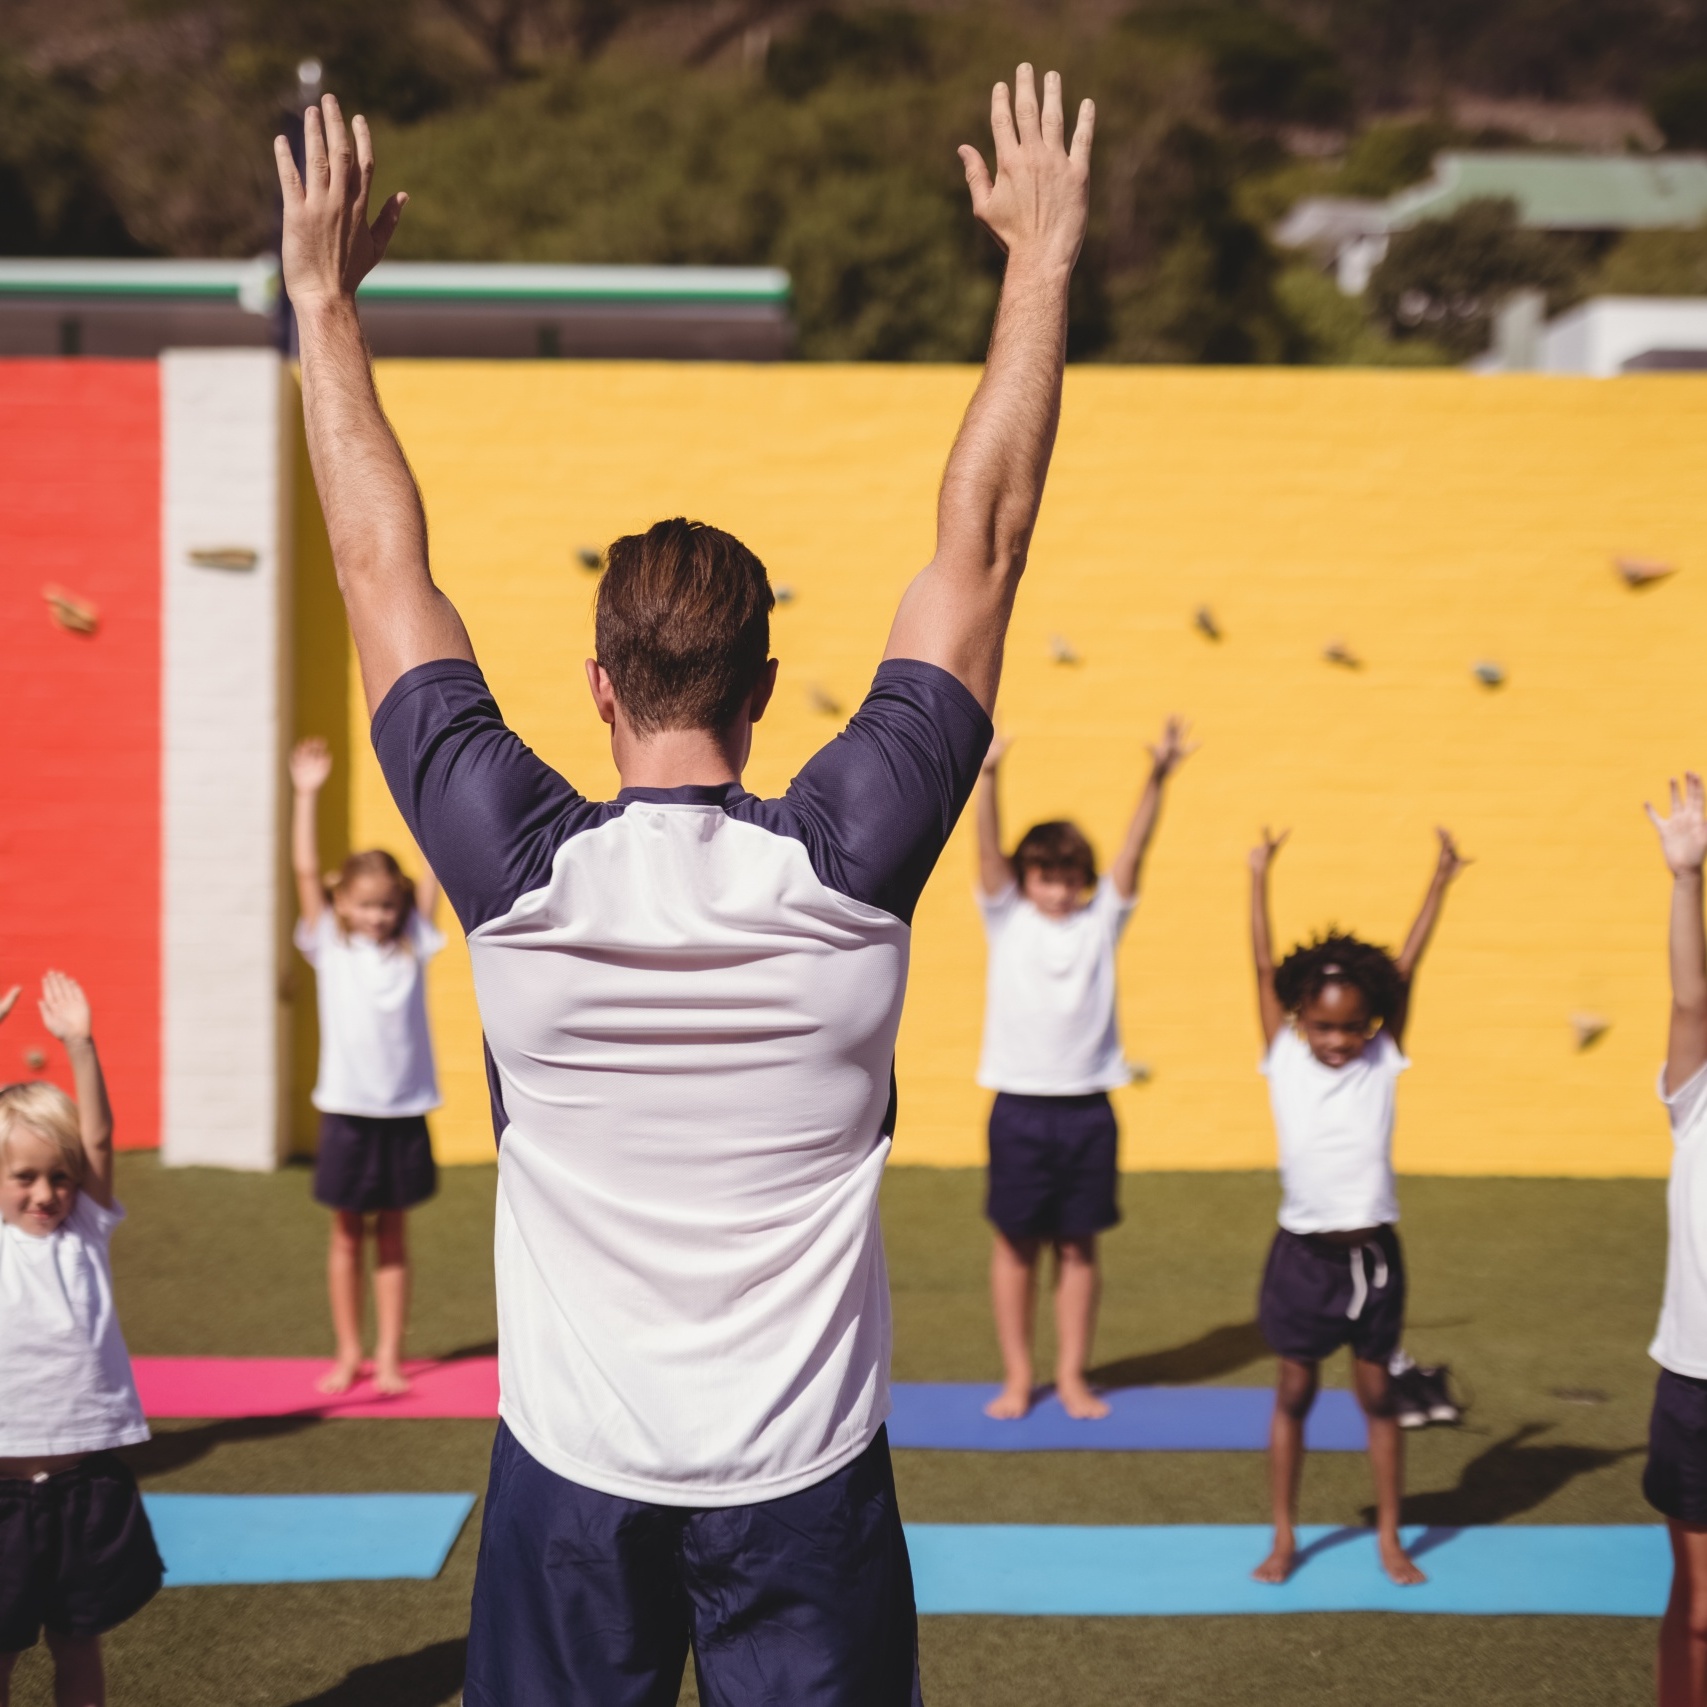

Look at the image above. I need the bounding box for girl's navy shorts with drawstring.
[1257,1224,1406,1365]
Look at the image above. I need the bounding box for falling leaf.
[23,1048,46,1072]
[1615,555,1675,589]
[1323,640,1362,669]
[774,584,796,604]
[1193,606,1222,642]
[1128,1060,1154,1084]
[576,546,603,571]
[1571,1012,1610,1051]
[1472,660,1505,688]
[1049,633,1081,666]
[43,586,98,635]
[807,684,842,717]
[186,546,258,571]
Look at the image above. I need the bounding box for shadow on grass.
[285,1638,466,1707]
[1087,1321,1269,1389]
[121,1413,323,1478]
[1375,1423,1644,1527]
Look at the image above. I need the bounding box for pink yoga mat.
[132,1356,499,1419]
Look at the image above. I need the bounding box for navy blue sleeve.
[752,658,993,924]
[371,660,612,932]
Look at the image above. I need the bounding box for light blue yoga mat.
[906,1523,1668,1616]
[144,1493,477,1586]
[888,1384,1365,1451]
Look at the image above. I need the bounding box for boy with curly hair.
[1247,826,1468,1586]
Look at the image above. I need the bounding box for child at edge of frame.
[291,736,445,1398]
[973,715,1196,1422]
[0,973,163,1707]
[1641,772,1707,1707]
[1247,823,1468,1587]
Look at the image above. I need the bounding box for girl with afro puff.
[1248,825,1468,1588]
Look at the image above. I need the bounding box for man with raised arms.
[274,67,1093,1706]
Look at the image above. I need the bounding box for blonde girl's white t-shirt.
[976,877,1136,1095]
[0,1193,149,1456]
[1262,1024,1408,1234]
[1651,1061,1707,1377]
[295,909,445,1118]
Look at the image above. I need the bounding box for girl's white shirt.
[1262,1024,1408,1234]
[1652,1061,1707,1377]
[0,1192,149,1456]
[976,877,1136,1096]
[296,909,445,1118]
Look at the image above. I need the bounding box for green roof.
[1385,152,1707,231]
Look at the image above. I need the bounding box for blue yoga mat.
[906,1523,1668,1616]
[144,1493,477,1586]
[887,1384,1365,1451]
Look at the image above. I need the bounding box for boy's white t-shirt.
[295,909,445,1118]
[1262,1024,1407,1234]
[976,877,1136,1095]
[1650,1061,1707,1378]
[0,1193,149,1456]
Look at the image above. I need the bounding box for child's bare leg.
[44,1629,103,1707]
[372,1209,412,1396]
[986,1232,1040,1418]
[1052,1236,1109,1419]
[1254,1356,1317,1583]
[318,1210,367,1393]
[1354,1355,1425,1585]
[1660,1520,1707,1705]
[1,1649,18,1707]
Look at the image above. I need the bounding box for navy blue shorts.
[466,1421,922,1707]
[1258,1225,1406,1366]
[0,1455,163,1651]
[313,1111,437,1214]
[985,1091,1120,1243]
[1645,1368,1707,1523]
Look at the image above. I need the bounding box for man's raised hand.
[1649,774,1707,876]
[274,95,407,311]
[959,65,1093,273]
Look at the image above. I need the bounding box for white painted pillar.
[160,350,294,1169]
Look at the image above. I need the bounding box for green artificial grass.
[4,1155,1672,1706]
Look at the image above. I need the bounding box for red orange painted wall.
[1,360,161,1149]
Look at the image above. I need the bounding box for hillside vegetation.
[5,0,1707,360]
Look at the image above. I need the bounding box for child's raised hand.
[1148,715,1199,778]
[980,728,1011,775]
[1434,827,1471,883]
[0,985,18,1025]
[290,736,334,793]
[1250,826,1288,874]
[38,970,91,1044]
[1648,774,1707,875]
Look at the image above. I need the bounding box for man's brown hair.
[595,519,775,734]
[1011,820,1097,889]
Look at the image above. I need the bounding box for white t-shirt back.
[1262,1024,1407,1234]
[1651,1062,1707,1378]
[295,909,445,1118]
[977,877,1135,1096]
[0,1193,149,1456]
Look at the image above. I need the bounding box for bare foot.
[1251,1538,1296,1584]
[372,1363,412,1398]
[1379,1536,1426,1586]
[1055,1380,1110,1420]
[984,1382,1033,1420]
[316,1356,364,1396]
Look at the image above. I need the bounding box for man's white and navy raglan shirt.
[375,656,991,1507]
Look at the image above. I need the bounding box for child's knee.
[1353,1359,1398,1418]
[1053,1236,1097,1268]
[1275,1360,1319,1420]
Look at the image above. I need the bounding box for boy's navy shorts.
[985,1090,1120,1243]
[1258,1224,1406,1366]
[313,1111,437,1214]
[1644,1368,1707,1523]
[465,1420,923,1707]
[0,1454,163,1651]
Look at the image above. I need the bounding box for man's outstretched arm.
[883,64,1094,714]
[275,96,475,714]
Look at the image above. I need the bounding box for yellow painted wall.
[295,363,1707,1178]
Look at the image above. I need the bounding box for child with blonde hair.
[291,737,444,1396]
[0,972,161,1707]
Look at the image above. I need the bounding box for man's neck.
[613,723,747,792]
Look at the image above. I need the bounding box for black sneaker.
[1416,1364,1462,1425]
[1389,1365,1430,1430]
